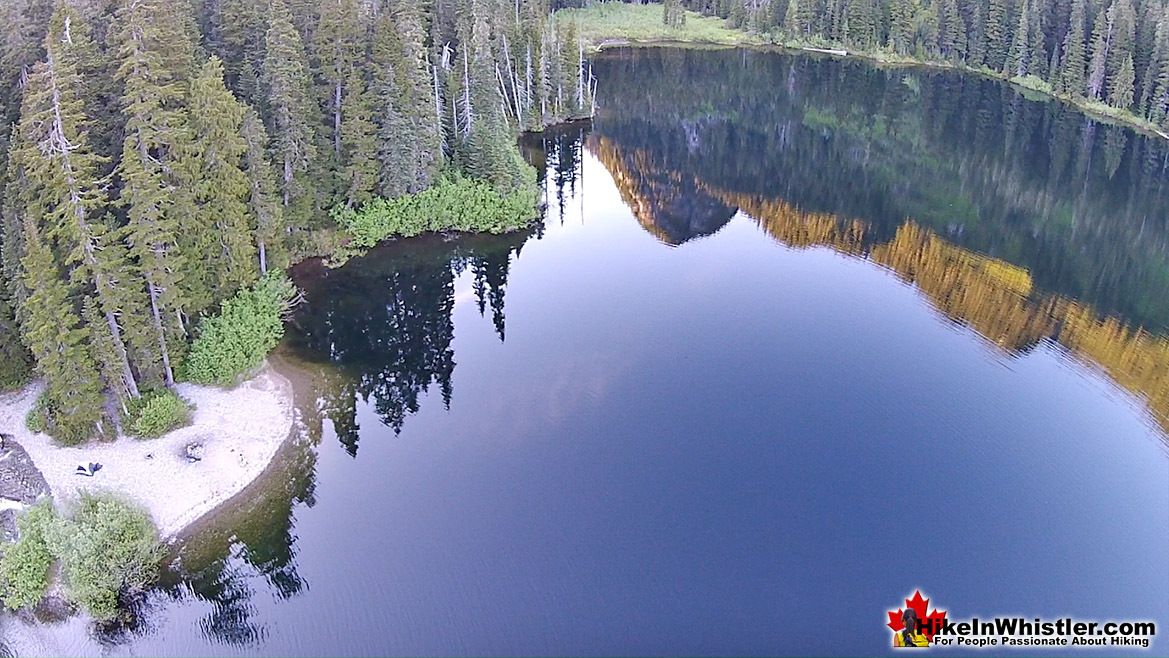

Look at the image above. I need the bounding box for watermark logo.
[887,591,947,648]
[885,590,1155,650]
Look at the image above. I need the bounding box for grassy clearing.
[557,2,764,50]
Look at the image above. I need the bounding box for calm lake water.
[7,47,1169,656]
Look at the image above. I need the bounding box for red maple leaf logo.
[888,590,947,641]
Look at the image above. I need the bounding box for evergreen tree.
[1006,0,1033,76]
[1,141,28,313]
[0,154,32,387]
[888,0,915,55]
[313,0,363,204]
[181,56,259,312]
[1138,8,1168,116]
[339,65,378,208]
[1105,0,1138,102]
[0,0,53,157]
[937,0,966,61]
[1150,41,1169,125]
[0,289,30,389]
[208,0,268,103]
[390,3,443,192]
[1087,6,1112,98]
[1060,0,1088,94]
[1143,7,1169,123]
[17,1,145,406]
[113,0,197,388]
[1026,0,1045,76]
[1134,0,1159,95]
[1109,51,1136,108]
[787,0,818,38]
[967,2,987,67]
[370,11,417,198]
[985,0,1012,71]
[846,0,877,48]
[17,214,105,443]
[261,0,318,229]
[240,107,285,273]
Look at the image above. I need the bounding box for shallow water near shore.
[5,47,1169,656]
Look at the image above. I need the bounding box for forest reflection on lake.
[10,46,1169,657]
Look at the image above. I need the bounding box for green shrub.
[0,502,56,610]
[24,390,98,446]
[181,271,299,387]
[126,390,192,439]
[45,493,163,621]
[331,176,540,251]
[25,392,48,434]
[0,354,31,392]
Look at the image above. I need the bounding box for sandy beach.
[0,365,294,541]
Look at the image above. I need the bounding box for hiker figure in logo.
[895,608,930,647]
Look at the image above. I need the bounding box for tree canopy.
[0,0,582,442]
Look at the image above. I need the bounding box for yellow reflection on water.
[590,136,1169,438]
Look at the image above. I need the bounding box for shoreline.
[165,349,318,546]
[0,363,295,542]
[585,37,1169,143]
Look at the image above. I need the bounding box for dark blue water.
[8,48,1169,656]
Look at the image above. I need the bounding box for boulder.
[0,434,50,504]
[0,509,17,543]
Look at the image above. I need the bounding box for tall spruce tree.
[339,65,378,208]
[240,107,285,273]
[888,0,915,55]
[985,0,1012,71]
[0,289,30,389]
[16,1,146,410]
[1061,0,1088,94]
[1109,51,1136,107]
[208,0,268,103]
[390,1,443,192]
[967,2,987,67]
[370,11,416,198]
[0,155,32,390]
[180,55,259,312]
[113,0,197,388]
[937,0,966,61]
[1139,8,1168,116]
[1006,0,1034,76]
[313,0,363,203]
[1087,6,1113,98]
[9,11,108,439]
[1142,8,1169,123]
[17,214,105,442]
[261,0,318,229]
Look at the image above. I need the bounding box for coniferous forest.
[0,0,593,443]
[656,0,1169,132]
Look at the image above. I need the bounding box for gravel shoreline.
[0,364,295,541]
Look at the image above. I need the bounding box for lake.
[7,47,1169,656]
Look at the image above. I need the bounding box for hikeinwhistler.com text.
[916,617,1155,649]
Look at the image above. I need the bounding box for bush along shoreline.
[329,172,542,266]
[0,495,163,622]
